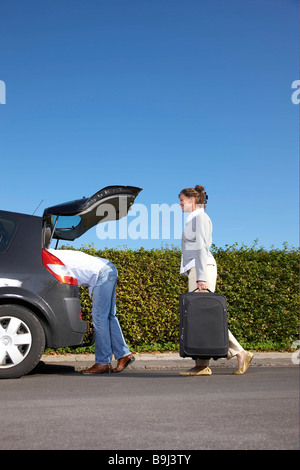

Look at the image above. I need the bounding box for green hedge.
[63,242,299,352]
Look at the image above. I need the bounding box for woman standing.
[179,185,253,376]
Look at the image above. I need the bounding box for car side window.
[0,216,19,254]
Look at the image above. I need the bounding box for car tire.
[0,305,46,379]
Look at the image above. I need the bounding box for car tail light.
[42,249,78,286]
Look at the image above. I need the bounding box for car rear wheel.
[0,305,46,379]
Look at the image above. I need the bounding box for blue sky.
[0,0,298,251]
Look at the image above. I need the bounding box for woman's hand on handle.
[197,280,208,291]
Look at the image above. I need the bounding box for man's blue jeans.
[92,261,130,364]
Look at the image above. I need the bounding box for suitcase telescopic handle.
[192,288,212,293]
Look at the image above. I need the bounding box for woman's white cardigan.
[180,208,216,282]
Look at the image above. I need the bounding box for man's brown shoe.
[79,363,111,375]
[112,354,135,373]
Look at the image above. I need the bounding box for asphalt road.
[0,361,298,451]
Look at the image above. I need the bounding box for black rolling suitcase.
[179,290,229,360]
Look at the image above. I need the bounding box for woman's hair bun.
[194,185,205,193]
[179,185,208,207]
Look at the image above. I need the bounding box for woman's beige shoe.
[233,351,254,375]
[180,366,212,376]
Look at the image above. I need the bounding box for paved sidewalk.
[42,351,298,371]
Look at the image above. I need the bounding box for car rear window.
[0,216,19,254]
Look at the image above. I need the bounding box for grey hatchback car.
[0,185,141,379]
